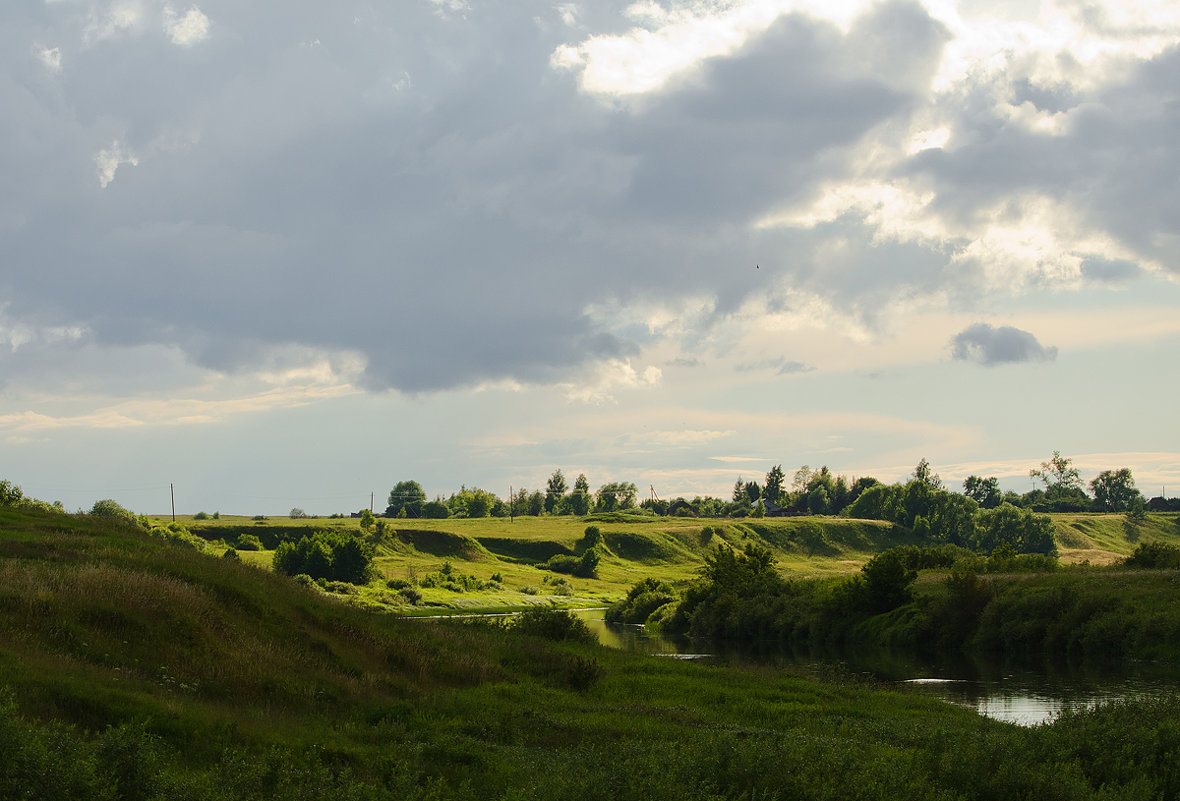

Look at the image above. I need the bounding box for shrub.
[222,547,240,561]
[89,499,141,527]
[1123,541,1180,569]
[607,577,677,624]
[272,532,374,584]
[193,511,210,520]
[235,533,263,551]
[398,586,423,605]
[512,608,595,643]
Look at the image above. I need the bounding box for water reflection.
[575,611,1180,726]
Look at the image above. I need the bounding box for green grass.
[5,505,1180,798]
[166,511,1180,613]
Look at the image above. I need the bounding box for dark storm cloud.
[0,0,1001,394]
[950,323,1058,366]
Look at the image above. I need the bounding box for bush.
[398,586,423,605]
[272,532,374,584]
[89,499,141,527]
[512,608,595,643]
[235,533,263,551]
[1123,541,1180,569]
[607,577,677,624]
[193,511,210,520]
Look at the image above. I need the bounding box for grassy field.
[171,511,1180,613]
[176,514,918,610]
[5,504,1180,799]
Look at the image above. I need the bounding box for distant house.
[760,498,791,517]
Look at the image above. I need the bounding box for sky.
[2,0,1178,515]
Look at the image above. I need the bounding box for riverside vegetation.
[4,480,1180,798]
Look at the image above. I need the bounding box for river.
[574,609,1180,726]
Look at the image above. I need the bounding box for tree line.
[375,451,1170,522]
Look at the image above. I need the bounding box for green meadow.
[3,503,1180,799]
[175,510,1180,612]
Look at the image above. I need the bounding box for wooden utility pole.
[510,485,514,523]
[370,492,374,513]
[171,483,175,522]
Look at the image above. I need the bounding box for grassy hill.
[4,505,1180,798]
[176,511,1180,612]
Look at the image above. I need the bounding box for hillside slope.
[4,506,1180,799]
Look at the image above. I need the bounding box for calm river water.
[574,609,1180,726]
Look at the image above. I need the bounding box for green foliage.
[421,500,450,519]
[193,511,210,520]
[235,533,262,551]
[1122,541,1180,569]
[386,480,427,517]
[89,499,141,527]
[272,532,374,584]
[1091,468,1142,512]
[511,607,596,643]
[860,550,917,612]
[148,522,209,551]
[606,578,677,624]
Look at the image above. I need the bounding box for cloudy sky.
[2,0,1178,514]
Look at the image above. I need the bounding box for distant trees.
[386,480,427,518]
[1090,468,1142,512]
[963,476,1001,509]
[545,469,567,513]
[763,465,785,504]
[595,482,638,512]
[562,474,592,516]
[273,532,374,584]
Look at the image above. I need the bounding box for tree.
[963,476,1001,509]
[595,482,637,512]
[545,469,567,513]
[861,551,917,612]
[1030,451,1083,496]
[358,508,375,533]
[807,485,830,515]
[561,474,592,516]
[911,458,942,490]
[1091,468,1142,512]
[764,465,785,504]
[386,480,427,518]
[289,507,308,519]
[732,477,746,504]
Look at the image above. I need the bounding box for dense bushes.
[606,578,677,624]
[272,532,374,584]
[846,481,1056,557]
[1122,541,1180,569]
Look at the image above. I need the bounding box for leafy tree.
[289,507,308,519]
[764,465,785,503]
[743,481,762,504]
[422,499,450,519]
[386,480,427,518]
[861,551,917,612]
[272,532,374,584]
[358,508,375,533]
[792,466,816,493]
[963,476,1001,509]
[595,481,637,512]
[450,487,497,518]
[1091,468,1142,512]
[561,474,592,516]
[545,469,567,513]
[1030,451,1083,497]
[911,458,942,490]
[732,477,747,504]
[807,485,830,515]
